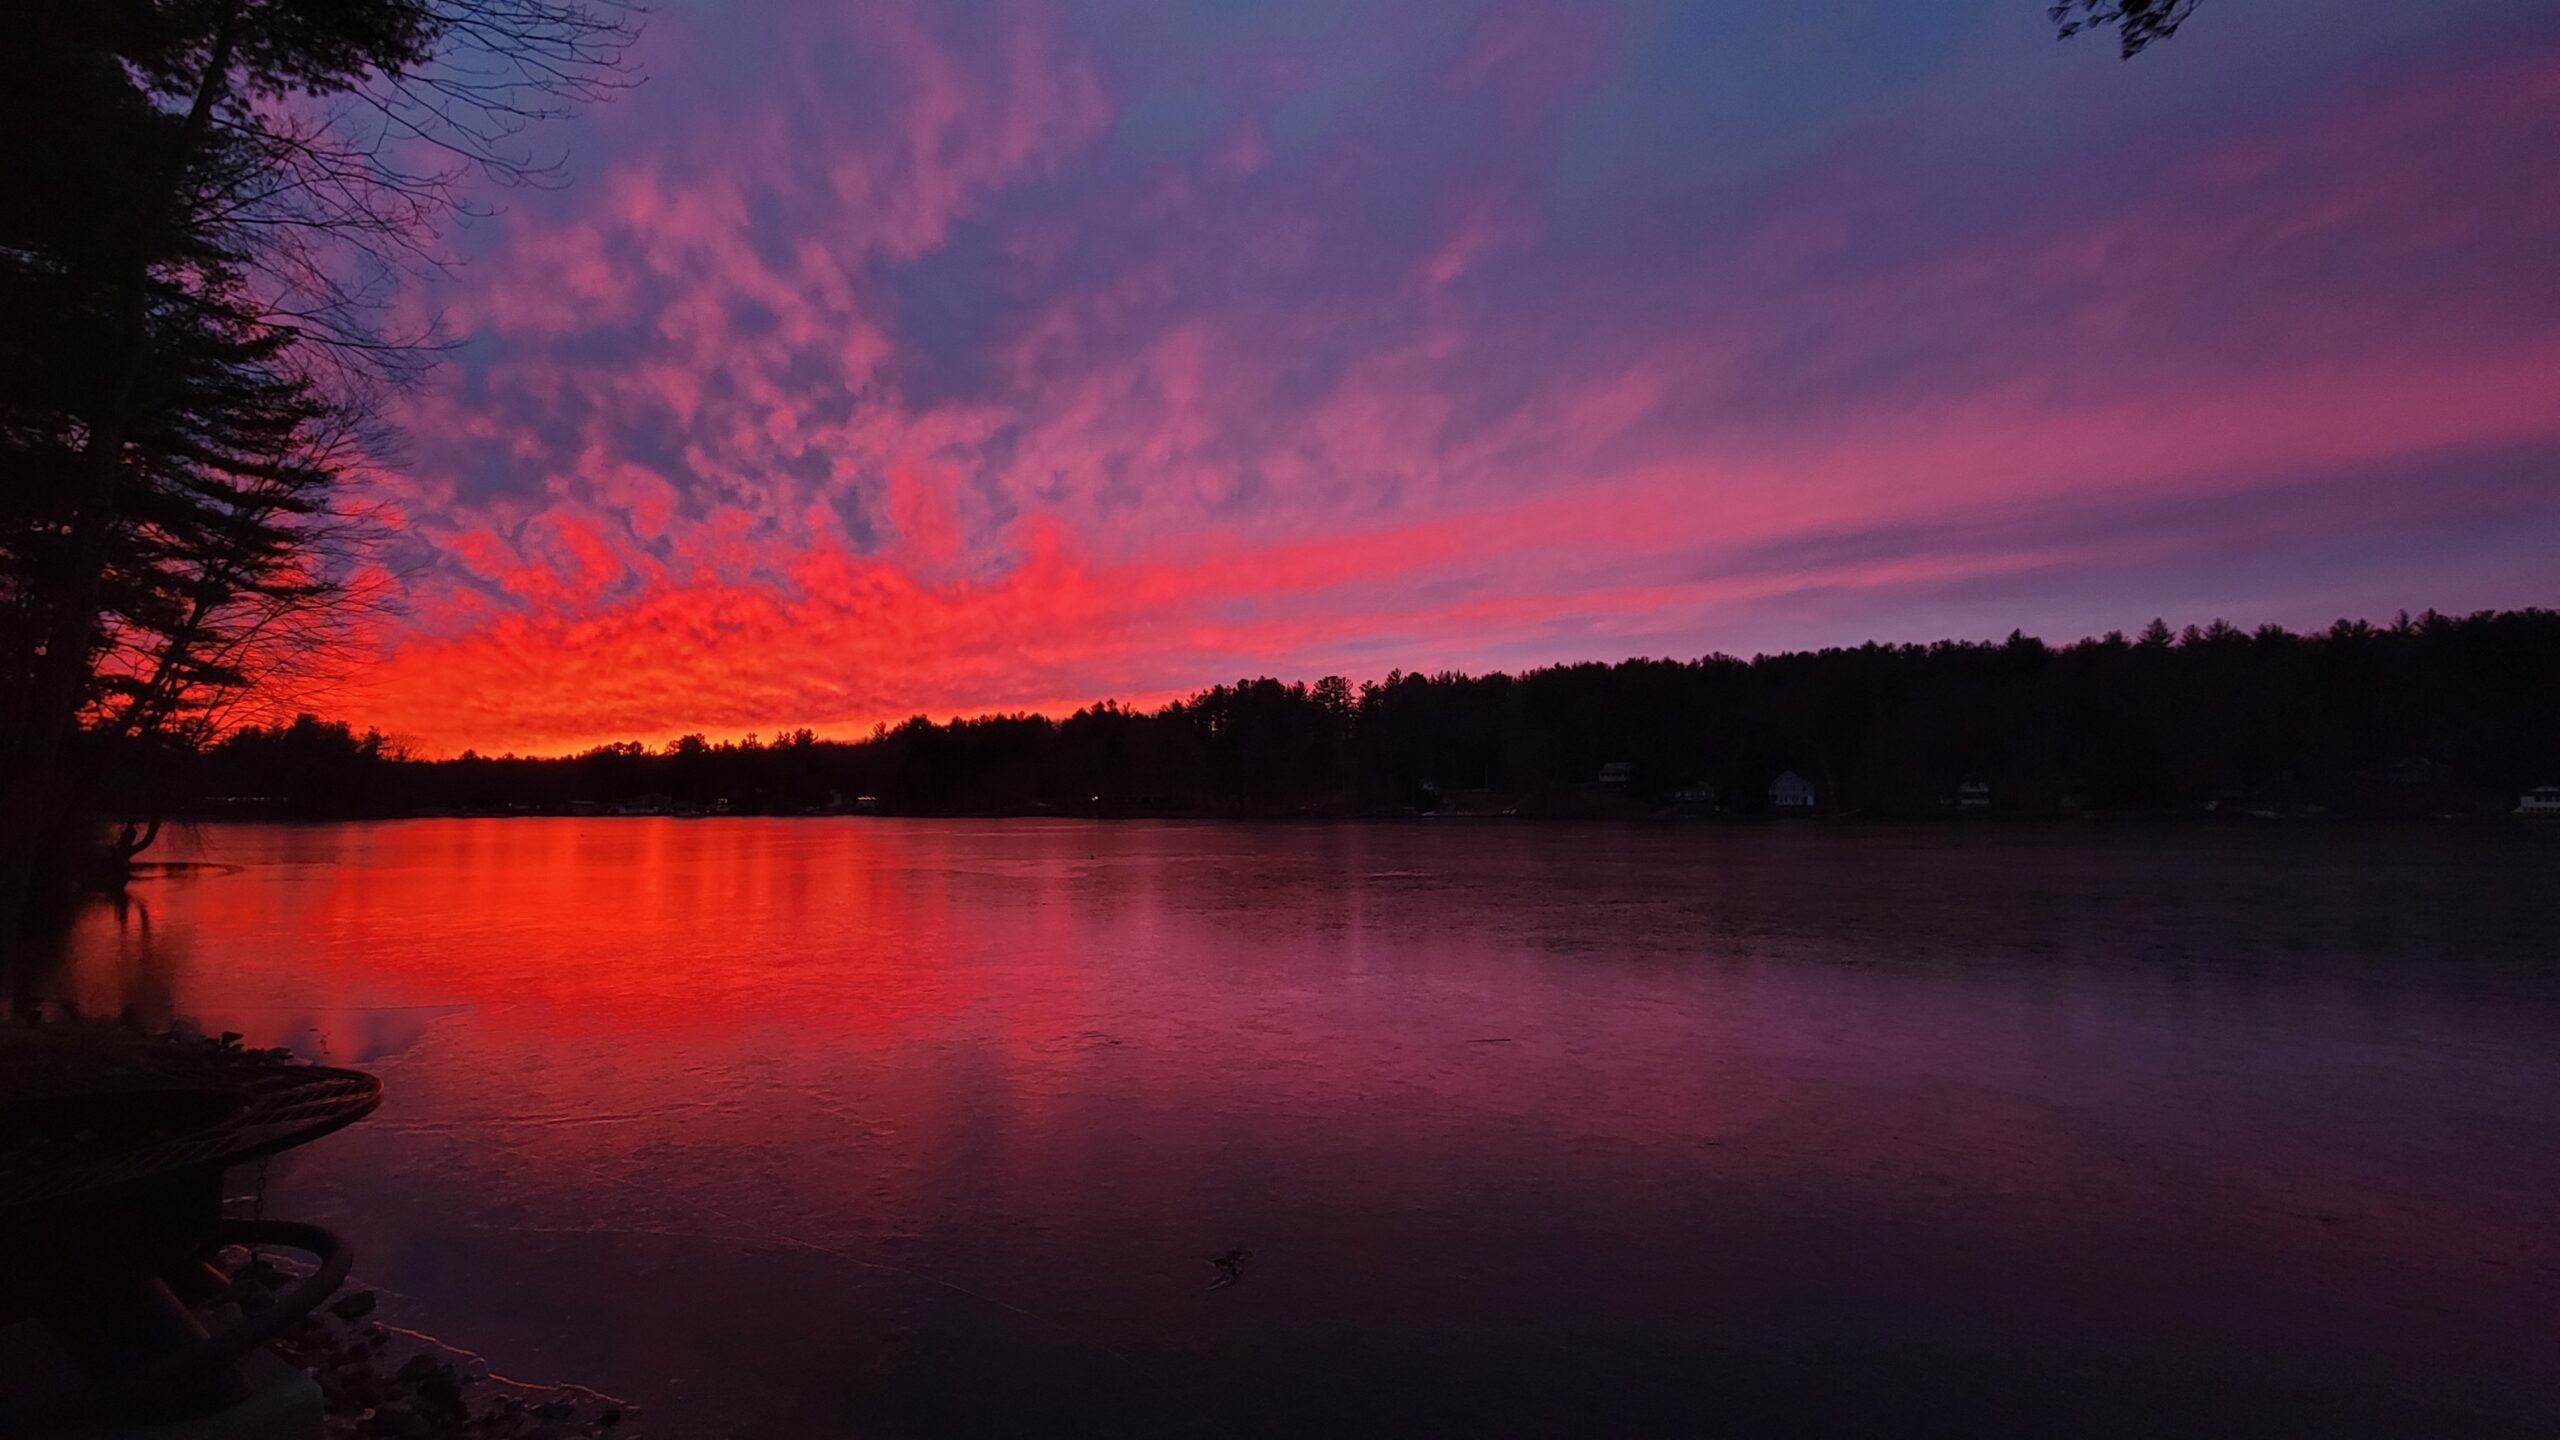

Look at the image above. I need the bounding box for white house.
[1958,778,1991,811]
[1769,771,1816,810]
[1597,761,1635,786]
[2518,785,2560,817]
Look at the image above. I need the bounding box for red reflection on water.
[94,820,1022,1039]
[44,820,2560,1436]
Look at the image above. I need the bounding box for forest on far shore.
[79,609,2560,823]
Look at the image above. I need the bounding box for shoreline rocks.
[216,1249,633,1439]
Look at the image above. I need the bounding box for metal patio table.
[0,1029,379,1434]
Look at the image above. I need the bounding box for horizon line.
[301,603,2538,762]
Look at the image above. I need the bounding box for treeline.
[93,609,2560,822]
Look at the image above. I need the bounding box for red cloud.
[310,16,2560,755]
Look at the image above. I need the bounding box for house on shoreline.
[1768,771,1816,811]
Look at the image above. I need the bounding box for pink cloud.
[310,11,2560,754]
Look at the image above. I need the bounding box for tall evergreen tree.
[0,1,634,962]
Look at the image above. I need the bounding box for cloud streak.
[328,0,2560,754]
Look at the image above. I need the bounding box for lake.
[38,819,2560,1437]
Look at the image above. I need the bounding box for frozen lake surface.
[46,819,2560,1437]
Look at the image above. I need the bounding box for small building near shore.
[1957,778,1992,811]
[2519,785,2560,817]
[1597,761,1634,787]
[1768,771,1816,810]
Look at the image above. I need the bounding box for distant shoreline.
[80,611,2560,836]
[154,805,2558,827]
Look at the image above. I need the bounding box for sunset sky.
[342,0,2560,757]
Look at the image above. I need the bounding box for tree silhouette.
[0,2,636,958]
[2051,1,2204,57]
[100,610,2560,831]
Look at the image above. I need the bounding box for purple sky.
[342,0,2560,754]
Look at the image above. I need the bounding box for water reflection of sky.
[48,820,2560,1437]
